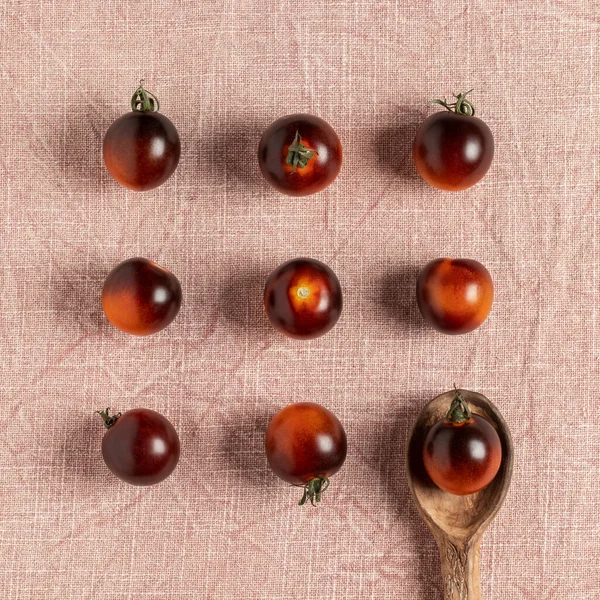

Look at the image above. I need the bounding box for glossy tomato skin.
[423,414,502,495]
[416,258,493,334]
[265,402,347,485]
[264,258,342,339]
[102,257,182,336]
[413,112,494,191]
[258,114,342,196]
[103,112,181,191]
[101,409,180,486]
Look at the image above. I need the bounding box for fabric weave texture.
[1,1,599,598]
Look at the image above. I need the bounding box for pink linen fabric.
[1,1,599,598]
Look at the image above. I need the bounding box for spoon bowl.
[407,389,514,599]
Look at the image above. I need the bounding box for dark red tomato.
[258,114,342,196]
[103,82,180,191]
[416,258,493,334]
[413,91,493,191]
[102,257,182,336]
[97,408,180,486]
[423,389,502,495]
[265,402,347,505]
[264,258,342,339]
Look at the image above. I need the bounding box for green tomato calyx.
[96,407,121,429]
[131,80,160,113]
[445,386,473,425]
[286,131,317,172]
[430,90,475,116]
[298,477,330,506]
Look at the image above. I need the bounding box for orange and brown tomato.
[423,391,502,495]
[416,258,493,334]
[264,258,342,339]
[265,402,347,505]
[258,114,342,196]
[102,257,182,336]
[412,92,494,191]
[98,408,180,486]
[103,84,180,191]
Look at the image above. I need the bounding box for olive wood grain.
[406,390,514,600]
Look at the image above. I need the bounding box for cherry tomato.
[103,82,181,191]
[423,389,502,495]
[97,408,180,486]
[102,257,182,336]
[258,114,342,196]
[416,258,493,334]
[413,91,494,191]
[265,402,347,505]
[264,258,342,339]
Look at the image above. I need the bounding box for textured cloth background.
[1,1,599,598]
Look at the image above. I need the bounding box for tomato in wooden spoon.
[423,388,502,495]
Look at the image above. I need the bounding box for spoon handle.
[437,535,482,600]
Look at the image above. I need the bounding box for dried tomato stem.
[96,408,121,429]
[430,90,475,116]
[131,80,160,113]
[298,477,330,506]
[445,387,472,424]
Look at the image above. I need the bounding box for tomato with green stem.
[423,388,502,495]
[97,408,180,486]
[103,81,181,191]
[413,90,494,191]
[265,402,347,506]
[258,114,342,196]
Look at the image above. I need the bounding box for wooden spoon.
[406,389,514,600]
